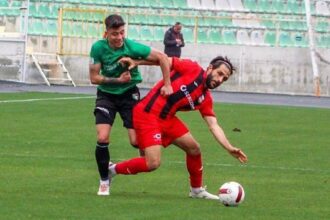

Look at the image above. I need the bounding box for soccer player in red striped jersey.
[108,56,248,199]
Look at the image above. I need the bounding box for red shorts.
[133,106,189,149]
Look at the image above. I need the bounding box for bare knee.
[97,134,109,143]
[187,142,201,156]
[146,158,161,171]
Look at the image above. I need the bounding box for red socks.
[114,153,203,189]
[186,154,203,188]
[115,157,149,175]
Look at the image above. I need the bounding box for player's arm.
[119,49,173,96]
[203,115,248,163]
[89,63,131,85]
[145,48,172,94]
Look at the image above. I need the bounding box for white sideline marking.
[0,96,95,103]
[167,161,328,173]
[0,153,328,174]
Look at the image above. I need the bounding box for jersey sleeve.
[199,91,216,117]
[89,41,102,64]
[171,57,200,74]
[125,39,151,59]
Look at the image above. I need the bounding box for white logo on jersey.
[197,95,205,104]
[180,85,195,109]
[153,133,161,141]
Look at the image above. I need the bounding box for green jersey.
[90,38,151,94]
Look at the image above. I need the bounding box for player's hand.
[160,84,173,96]
[228,148,248,163]
[118,57,136,70]
[118,71,131,83]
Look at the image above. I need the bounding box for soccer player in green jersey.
[89,14,173,196]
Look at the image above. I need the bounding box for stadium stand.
[1,0,327,54]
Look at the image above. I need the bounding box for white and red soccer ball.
[218,181,245,206]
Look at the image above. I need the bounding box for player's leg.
[173,133,218,200]
[95,124,112,195]
[118,86,142,154]
[110,106,163,175]
[166,118,218,200]
[94,90,117,195]
[110,145,162,175]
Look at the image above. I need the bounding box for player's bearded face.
[107,26,125,49]
[206,71,221,89]
[206,65,231,89]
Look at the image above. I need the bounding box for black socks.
[95,142,110,181]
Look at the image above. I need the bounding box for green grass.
[0,92,329,220]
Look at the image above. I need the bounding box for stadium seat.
[29,4,38,17]
[287,0,302,14]
[11,0,22,7]
[153,26,165,41]
[28,19,44,35]
[38,3,52,19]
[147,14,161,25]
[201,0,215,10]
[182,27,194,43]
[180,15,196,27]
[229,0,245,11]
[62,22,73,37]
[264,31,276,46]
[127,25,140,41]
[121,0,133,7]
[272,0,288,14]
[236,29,250,44]
[217,12,232,27]
[316,34,330,48]
[243,0,257,12]
[158,0,176,9]
[250,30,264,45]
[260,14,276,29]
[258,0,273,13]
[197,28,209,43]
[315,0,330,16]
[173,0,188,9]
[0,0,8,7]
[208,28,223,44]
[215,0,230,11]
[232,13,246,27]
[199,16,215,27]
[246,13,260,28]
[140,26,154,41]
[292,32,308,47]
[279,16,291,31]
[315,19,329,32]
[291,21,307,31]
[279,31,293,47]
[222,29,237,44]
[86,22,101,38]
[187,0,202,9]
[72,22,86,38]
[46,20,58,36]
[162,15,177,26]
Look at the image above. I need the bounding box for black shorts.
[94,87,140,128]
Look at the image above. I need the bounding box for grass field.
[0,92,329,220]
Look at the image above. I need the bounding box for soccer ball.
[218,181,245,206]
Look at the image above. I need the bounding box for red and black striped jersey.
[137,57,215,120]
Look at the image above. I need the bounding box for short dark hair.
[209,56,235,75]
[175,22,181,26]
[105,14,126,29]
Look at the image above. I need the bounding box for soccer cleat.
[108,161,116,177]
[97,162,115,196]
[97,181,109,196]
[189,187,219,200]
